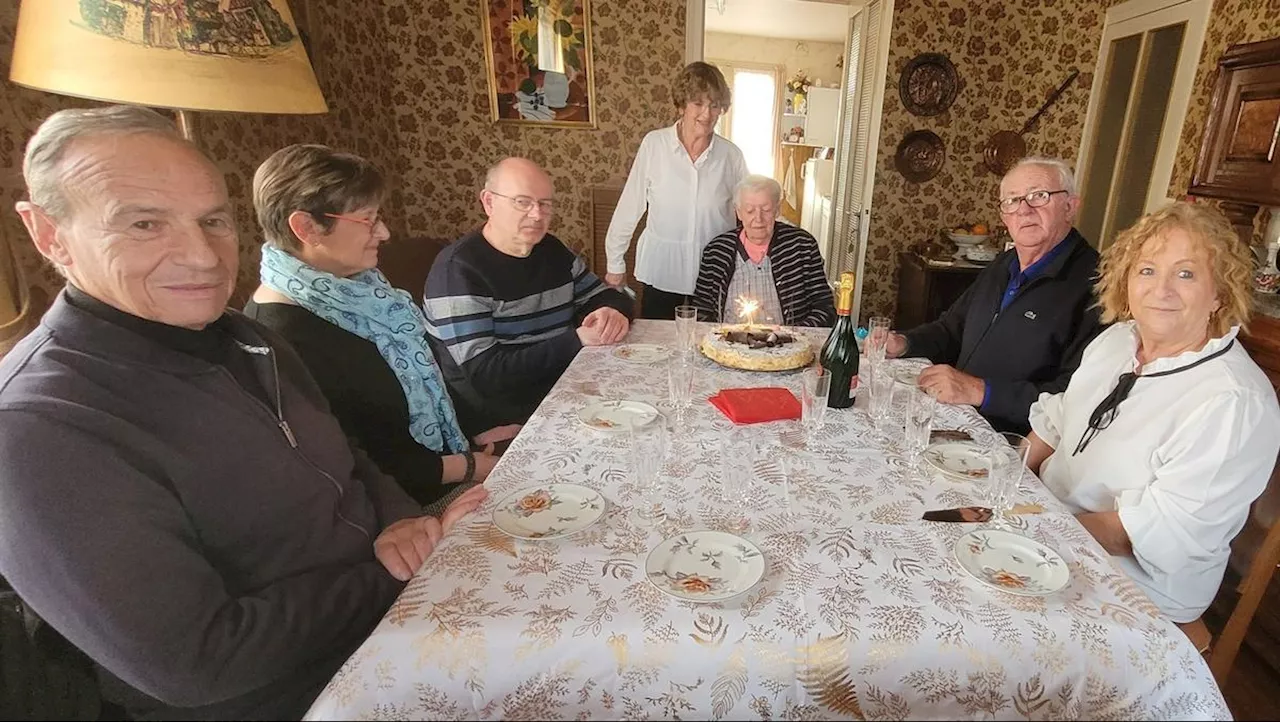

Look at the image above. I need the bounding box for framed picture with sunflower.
[480,0,597,128]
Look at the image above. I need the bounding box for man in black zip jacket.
[881,157,1104,434]
[0,106,487,720]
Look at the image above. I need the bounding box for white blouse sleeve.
[605,134,653,275]
[1028,391,1066,449]
[1117,390,1280,581]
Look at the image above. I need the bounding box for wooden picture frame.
[480,0,598,128]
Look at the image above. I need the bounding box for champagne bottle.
[820,271,859,409]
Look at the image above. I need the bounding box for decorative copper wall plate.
[899,53,959,117]
[895,130,946,183]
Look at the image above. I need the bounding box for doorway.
[692,0,895,318]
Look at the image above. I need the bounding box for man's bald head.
[479,157,555,258]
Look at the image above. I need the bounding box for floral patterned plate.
[645,530,766,603]
[953,529,1069,597]
[491,483,607,540]
[922,440,990,481]
[576,400,660,433]
[613,344,672,364]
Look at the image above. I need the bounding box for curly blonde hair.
[1096,202,1254,337]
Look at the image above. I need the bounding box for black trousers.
[639,284,689,320]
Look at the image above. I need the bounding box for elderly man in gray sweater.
[0,106,486,720]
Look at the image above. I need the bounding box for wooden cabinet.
[803,87,841,148]
[893,252,982,330]
[1189,38,1280,211]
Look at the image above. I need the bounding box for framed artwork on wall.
[480,0,597,128]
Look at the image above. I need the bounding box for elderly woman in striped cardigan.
[691,175,835,326]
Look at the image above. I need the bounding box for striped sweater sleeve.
[692,234,738,322]
[775,225,836,327]
[571,253,634,319]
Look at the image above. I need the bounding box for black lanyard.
[1073,339,1235,455]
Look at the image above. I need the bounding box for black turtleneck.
[63,285,270,405]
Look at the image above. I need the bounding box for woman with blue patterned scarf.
[244,145,518,512]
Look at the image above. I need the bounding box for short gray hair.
[734,174,782,208]
[22,105,186,219]
[1005,156,1078,196]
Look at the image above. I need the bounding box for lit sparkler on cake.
[735,296,761,328]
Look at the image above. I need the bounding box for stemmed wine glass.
[987,432,1031,528]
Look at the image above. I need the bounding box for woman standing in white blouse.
[1026,202,1280,624]
[604,62,749,319]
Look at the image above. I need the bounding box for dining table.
[305,319,1230,720]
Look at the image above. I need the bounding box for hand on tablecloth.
[918,364,985,406]
[578,307,630,346]
[374,485,488,581]
[473,424,522,456]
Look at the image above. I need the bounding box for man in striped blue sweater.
[424,158,633,425]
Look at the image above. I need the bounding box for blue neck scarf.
[259,244,468,455]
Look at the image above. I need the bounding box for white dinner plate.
[577,400,660,433]
[953,529,1069,597]
[645,530,765,602]
[923,440,991,481]
[491,483,606,540]
[613,344,672,364]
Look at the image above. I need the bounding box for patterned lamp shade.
[9,0,327,115]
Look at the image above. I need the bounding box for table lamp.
[8,0,328,139]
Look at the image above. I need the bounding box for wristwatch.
[461,451,476,485]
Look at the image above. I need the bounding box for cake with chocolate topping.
[700,324,814,371]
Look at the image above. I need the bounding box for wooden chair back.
[1206,452,1280,684]
[377,236,451,307]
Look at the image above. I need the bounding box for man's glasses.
[488,191,555,215]
[324,212,383,228]
[998,189,1068,214]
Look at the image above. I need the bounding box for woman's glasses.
[324,212,382,228]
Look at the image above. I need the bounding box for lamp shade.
[10,0,327,115]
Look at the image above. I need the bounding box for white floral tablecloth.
[306,320,1229,721]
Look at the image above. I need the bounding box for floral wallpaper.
[378,0,685,267]
[0,0,397,306]
[861,0,1120,321]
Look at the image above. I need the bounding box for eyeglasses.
[324,212,383,228]
[488,191,555,215]
[998,189,1069,214]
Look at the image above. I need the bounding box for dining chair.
[1178,453,1280,686]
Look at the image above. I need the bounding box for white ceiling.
[704,0,856,43]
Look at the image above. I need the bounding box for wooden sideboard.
[894,252,983,329]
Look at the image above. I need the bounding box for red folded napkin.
[708,387,802,424]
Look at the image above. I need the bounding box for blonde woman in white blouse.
[1026,202,1280,624]
[604,62,749,319]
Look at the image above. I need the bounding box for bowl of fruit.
[946,223,989,259]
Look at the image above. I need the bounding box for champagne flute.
[800,368,831,446]
[674,305,698,359]
[903,389,936,472]
[667,359,694,427]
[628,416,669,526]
